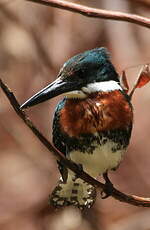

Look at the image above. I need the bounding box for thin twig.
[1,78,150,207]
[26,0,150,29]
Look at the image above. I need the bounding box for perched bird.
[21,47,133,209]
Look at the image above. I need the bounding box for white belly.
[69,140,126,177]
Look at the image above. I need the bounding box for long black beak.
[20,77,83,109]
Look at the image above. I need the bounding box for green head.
[20,47,121,109]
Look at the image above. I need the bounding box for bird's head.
[20,47,122,109]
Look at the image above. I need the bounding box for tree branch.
[26,0,150,29]
[1,78,150,207]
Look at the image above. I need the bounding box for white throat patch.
[64,80,122,99]
[82,80,122,94]
[64,90,87,99]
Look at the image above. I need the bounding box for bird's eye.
[75,69,85,79]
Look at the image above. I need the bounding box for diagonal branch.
[1,78,150,207]
[26,0,150,29]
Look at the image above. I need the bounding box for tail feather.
[50,174,96,210]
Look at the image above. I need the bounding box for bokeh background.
[0,0,150,229]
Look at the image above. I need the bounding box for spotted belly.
[69,136,126,178]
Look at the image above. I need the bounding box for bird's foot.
[101,172,114,199]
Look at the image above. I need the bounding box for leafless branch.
[26,0,150,29]
[1,78,150,207]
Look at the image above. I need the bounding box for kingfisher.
[20,47,133,209]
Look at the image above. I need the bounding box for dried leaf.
[134,64,150,88]
[130,64,150,98]
[120,70,129,93]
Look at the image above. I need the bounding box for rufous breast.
[59,90,133,137]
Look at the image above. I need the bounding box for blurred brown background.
[0,0,150,229]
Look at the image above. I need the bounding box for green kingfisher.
[20,47,133,209]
